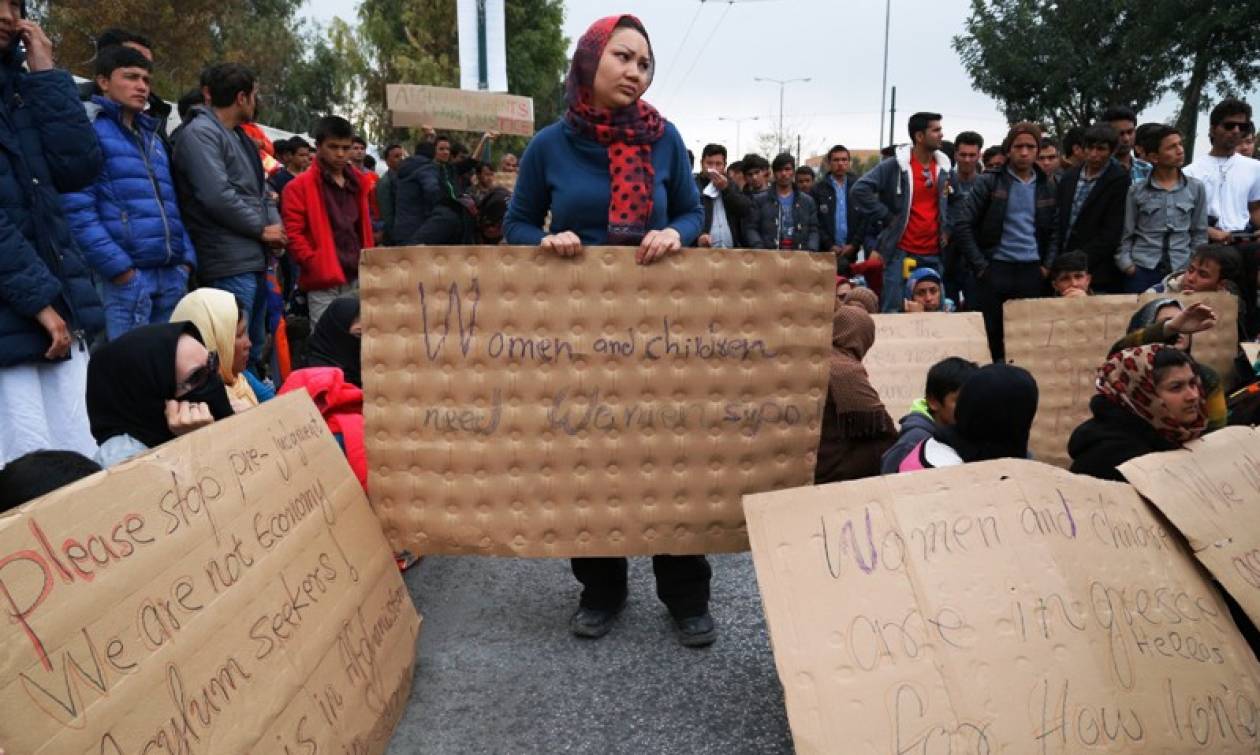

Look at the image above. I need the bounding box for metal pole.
[778,84,785,155]
[796,134,801,165]
[879,0,891,148]
[476,0,489,90]
[889,86,897,148]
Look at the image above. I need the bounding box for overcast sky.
[300,0,1255,160]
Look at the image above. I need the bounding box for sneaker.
[570,601,625,639]
[673,612,717,648]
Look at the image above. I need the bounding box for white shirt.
[704,182,735,248]
[1184,153,1260,231]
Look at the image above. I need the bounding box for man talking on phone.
[0,0,107,466]
[695,143,752,248]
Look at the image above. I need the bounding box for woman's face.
[174,334,211,398]
[1155,364,1201,426]
[233,315,251,376]
[592,27,652,110]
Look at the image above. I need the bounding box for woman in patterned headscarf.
[503,16,710,647]
[1069,344,1208,481]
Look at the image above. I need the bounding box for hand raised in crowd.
[903,299,925,313]
[706,168,728,192]
[17,21,54,72]
[1165,302,1218,335]
[35,305,70,360]
[541,231,582,257]
[164,400,215,437]
[260,223,287,248]
[637,228,682,265]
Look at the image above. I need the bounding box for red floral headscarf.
[1097,344,1207,444]
[564,14,666,245]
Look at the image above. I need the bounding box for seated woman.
[815,299,897,483]
[898,364,1039,472]
[87,322,234,467]
[279,297,366,488]
[1069,345,1206,481]
[171,288,269,413]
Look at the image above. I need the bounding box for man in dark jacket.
[391,141,463,245]
[751,152,819,250]
[0,6,106,465]
[64,46,195,340]
[954,122,1058,362]
[172,63,284,372]
[1054,123,1130,294]
[77,28,173,148]
[813,144,863,270]
[695,143,752,248]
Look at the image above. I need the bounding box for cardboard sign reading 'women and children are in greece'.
[386,83,534,136]
[1005,292,1239,467]
[361,246,835,558]
[0,392,420,755]
[1121,426,1260,628]
[744,459,1260,755]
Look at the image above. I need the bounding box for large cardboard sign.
[0,393,420,755]
[744,459,1260,754]
[387,83,534,136]
[1121,426,1260,628]
[1005,292,1239,467]
[865,312,990,417]
[361,246,835,557]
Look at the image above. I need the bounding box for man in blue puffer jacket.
[63,46,194,340]
[0,3,106,466]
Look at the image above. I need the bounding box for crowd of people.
[1,6,1259,654]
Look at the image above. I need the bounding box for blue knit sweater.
[504,120,703,246]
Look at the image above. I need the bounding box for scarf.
[171,288,259,408]
[87,322,234,448]
[935,364,1039,462]
[564,14,665,245]
[842,287,879,314]
[828,304,894,438]
[302,296,362,388]
[1097,344,1207,444]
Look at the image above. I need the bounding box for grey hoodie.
[171,105,278,281]
[851,144,953,255]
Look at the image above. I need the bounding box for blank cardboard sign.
[744,459,1260,754]
[1005,292,1239,468]
[1121,426,1260,628]
[0,392,420,755]
[864,312,990,418]
[361,245,834,557]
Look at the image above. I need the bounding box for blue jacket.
[62,96,195,280]
[504,120,703,246]
[0,55,104,367]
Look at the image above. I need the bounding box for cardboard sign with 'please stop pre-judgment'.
[0,392,420,755]
[361,246,835,557]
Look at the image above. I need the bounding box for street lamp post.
[754,77,810,155]
[878,0,891,148]
[717,115,760,158]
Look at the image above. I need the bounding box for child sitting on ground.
[880,356,979,473]
[1050,250,1092,297]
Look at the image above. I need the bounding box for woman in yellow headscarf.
[170,288,260,412]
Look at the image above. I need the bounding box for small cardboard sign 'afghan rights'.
[387,83,534,136]
[1005,292,1239,468]
[361,246,835,557]
[864,312,990,418]
[0,393,420,755]
[1121,426,1260,628]
[744,459,1260,755]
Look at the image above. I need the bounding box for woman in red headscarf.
[504,16,711,647]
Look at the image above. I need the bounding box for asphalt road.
[386,553,794,754]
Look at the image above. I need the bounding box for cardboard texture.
[865,312,990,418]
[1120,426,1260,629]
[386,83,534,136]
[361,245,835,557]
[744,459,1260,754]
[1005,292,1239,468]
[0,392,420,755]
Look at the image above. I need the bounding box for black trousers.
[571,556,712,619]
[978,259,1045,362]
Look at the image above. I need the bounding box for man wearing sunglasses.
[852,111,953,312]
[1184,98,1260,241]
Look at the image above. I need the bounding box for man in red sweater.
[282,115,374,324]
